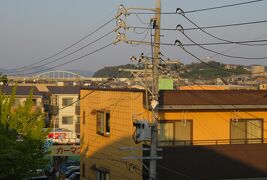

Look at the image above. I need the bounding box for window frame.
[62,97,73,107]
[230,118,263,144]
[96,110,110,137]
[159,120,193,146]
[62,116,74,125]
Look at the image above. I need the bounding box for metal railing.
[158,138,266,146]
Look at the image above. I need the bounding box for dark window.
[159,120,192,146]
[231,119,263,144]
[62,98,73,106]
[62,116,73,125]
[32,99,37,106]
[82,163,85,177]
[83,111,85,125]
[96,167,110,180]
[97,111,110,136]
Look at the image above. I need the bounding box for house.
[80,89,267,180]
[0,86,43,111]
[80,88,145,180]
[47,86,80,133]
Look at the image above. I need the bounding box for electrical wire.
[9,29,115,74]
[129,19,267,32]
[181,84,267,139]
[131,39,267,47]
[128,0,264,15]
[59,71,120,111]
[180,31,267,60]
[177,45,264,75]
[183,0,264,14]
[135,14,150,25]
[8,18,115,72]
[180,15,264,46]
[13,42,114,77]
[210,33,267,59]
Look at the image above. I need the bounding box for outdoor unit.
[133,120,151,143]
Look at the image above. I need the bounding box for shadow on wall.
[80,131,267,180]
[155,144,267,180]
[80,135,145,180]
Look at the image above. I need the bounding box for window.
[96,111,110,136]
[83,110,85,125]
[62,116,73,125]
[96,167,110,180]
[159,120,192,146]
[31,99,37,106]
[62,98,73,106]
[82,163,85,177]
[231,119,263,144]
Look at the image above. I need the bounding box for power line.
[177,45,262,75]
[131,39,267,47]
[10,29,115,74]
[128,0,264,15]
[180,15,265,46]
[180,32,267,60]
[184,20,267,31]
[210,33,267,59]
[8,18,115,72]
[183,0,264,14]
[14,42,114,76]
[129,20,267,31]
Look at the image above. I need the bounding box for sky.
[0,0,267,74]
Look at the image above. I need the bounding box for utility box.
[133,120,151,143]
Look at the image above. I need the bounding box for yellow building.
[80,89,267,180]
[80,88,146,180]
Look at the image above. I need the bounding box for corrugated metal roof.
[47,86,80,94]
[0,86,42,96]
[159,90,267,105]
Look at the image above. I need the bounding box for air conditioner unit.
[133,120,151,143]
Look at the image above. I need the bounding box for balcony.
[158,138,265,146]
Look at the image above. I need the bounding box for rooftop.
[47,86,81,94]
[0,86,42,96]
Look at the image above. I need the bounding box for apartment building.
[47,86,80,133]
[80,89,267,180]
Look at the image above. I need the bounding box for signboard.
[48,145,80,156]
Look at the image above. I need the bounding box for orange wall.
[160,111,267,143]
[80,90,146,180]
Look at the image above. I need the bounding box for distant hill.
[93,61,251,80]
[93,64,141,78]
[180,61,249,80]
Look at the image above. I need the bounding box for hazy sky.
[0,0,267,73]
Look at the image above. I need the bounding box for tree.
[0,73,8,85]
[0,87,48,179]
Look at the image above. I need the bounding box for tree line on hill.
[93,61,249,80]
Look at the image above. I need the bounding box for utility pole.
[114,1,162,179]
[150,0,161,179]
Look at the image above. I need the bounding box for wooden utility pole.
[149,0,161,179]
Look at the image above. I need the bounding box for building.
[80,89,267,180]
[47,86,80,133]
[0,86,43,111]
[80,88,146,180]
